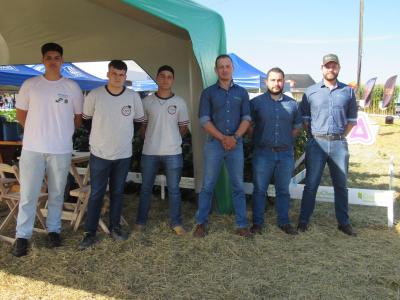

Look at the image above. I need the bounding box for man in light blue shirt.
[298,54,358,236]
[250,67,302,235]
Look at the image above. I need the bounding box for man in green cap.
[298,53,358,236]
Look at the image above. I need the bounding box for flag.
[382,75,398,108]
[363,77,377,108]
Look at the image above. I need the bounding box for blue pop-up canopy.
[0,64,42,87]
[132,53,267,92]
[229,53,267,90]
[132,79,158,92]
[31,63,107,91]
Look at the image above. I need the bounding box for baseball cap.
[322,54,340,65]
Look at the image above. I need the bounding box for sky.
[194,0,400,84]
[75,0,400,85]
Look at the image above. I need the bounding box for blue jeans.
[16,150,71,239]
[136,154,183,227]
[252,147,294,226]
[299,137,350,225]
[85,154,131,235]
[196,138,248,228]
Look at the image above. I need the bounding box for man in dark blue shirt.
[249,67,302,235]
[193,54,251,238]
[298,54,358,236]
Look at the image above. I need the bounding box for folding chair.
[0,163,48,244]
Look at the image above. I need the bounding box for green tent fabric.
[124,0,226,87]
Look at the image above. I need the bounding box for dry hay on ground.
[0,197,399,299]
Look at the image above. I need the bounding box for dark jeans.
[252,147,294,226]
[136,154,183,227]
[299,137,350,225]
[85,154,131,235]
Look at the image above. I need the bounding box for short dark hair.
[157,65,175,77]
[108,60,127,72]
[267,67,285,78]
[215,54,233,68]
[41,42,63,56]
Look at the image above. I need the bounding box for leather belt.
[313,134,345,141]
[255,145,290,152]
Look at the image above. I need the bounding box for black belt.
[313,134,345,141]
[256,145,290,152]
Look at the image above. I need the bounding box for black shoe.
[279,224,298,235]
[338,224,357,237]
[48,232,62,248]
[250,224,263,235]
[12,238,28,257]
[297,222,309,233]
[110,227,128,241]
[78,233,98,250]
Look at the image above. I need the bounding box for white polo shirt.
[16,75,83,154]
[83,86,144,160]
[142,93,189,155]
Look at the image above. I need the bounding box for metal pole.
[356,0,364,99]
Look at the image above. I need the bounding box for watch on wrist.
[234,134,241,141]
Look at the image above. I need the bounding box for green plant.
[362,85,399,115]
[0,109,17,122]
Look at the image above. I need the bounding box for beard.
[323,72,338,81]
[268,87,283,95]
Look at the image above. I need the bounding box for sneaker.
[250,224,263,235]
[110,227,128,241]
[235,227,252,238]
[338,224,357,237]
[78,233,97,250]
[279,224,298,235]
[193,224,206,238]
[297,222,309,233]
[11,238,28,257]
[172,225,186,236]
[48,232,62,248]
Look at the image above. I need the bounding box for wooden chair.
[0,163,47,244]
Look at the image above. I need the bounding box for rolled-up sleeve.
[240,90,251,122]
[300,93,311,124]
[347,88,358,124]
[293,102,303,129]
[198,89,211,127]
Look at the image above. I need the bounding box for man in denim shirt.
[249,67,302,235]
[193,54,251,238]
[298,54,358,236]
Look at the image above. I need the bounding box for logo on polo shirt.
[121,105,132,116]
[55,93,69,104]
[167,105,177,115]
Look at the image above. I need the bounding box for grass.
[0,116,399,299]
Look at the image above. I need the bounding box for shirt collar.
[319,80,344,90]
[266,91,284,101]
[216,79,235,89]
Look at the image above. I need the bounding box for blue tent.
[229,53,266,90]
[31,63,107,91]
[131,53,267,91]
[0,64,42,87]
[132,79,158,92]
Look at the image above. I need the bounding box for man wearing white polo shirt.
[13,42,83,257]
[135,65,189,235]
[79,60,144,250]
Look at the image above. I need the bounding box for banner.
[363,77,377,108]
[381,75,398,108]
